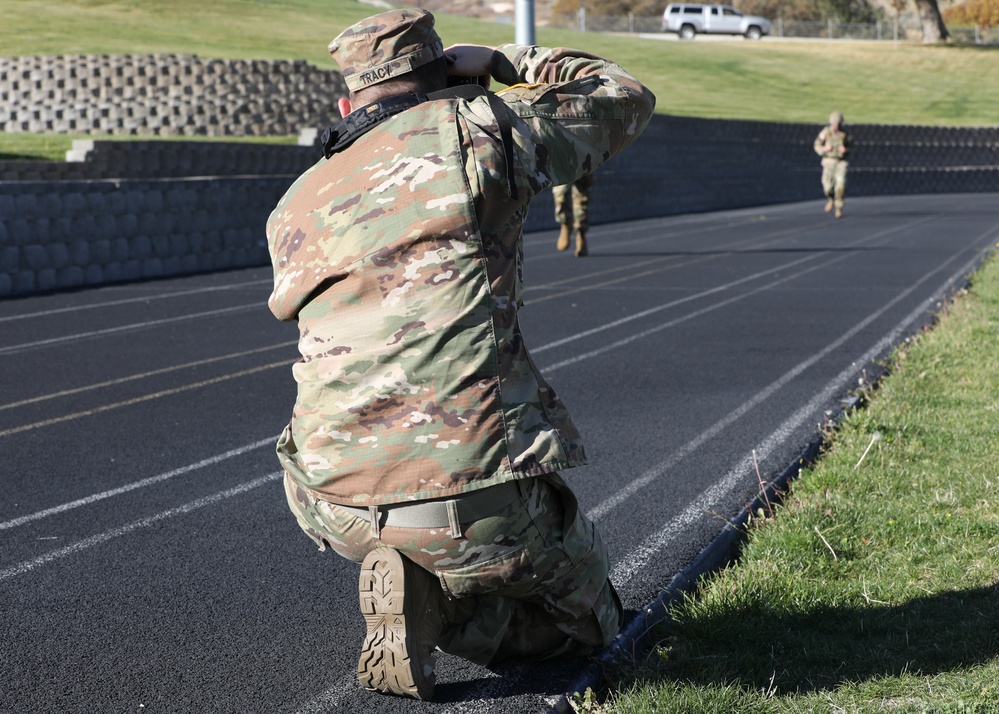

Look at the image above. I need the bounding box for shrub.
[942,0,999,28]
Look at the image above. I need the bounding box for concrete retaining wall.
[2,114,998,298]
[0,177,284,296]
[1,54,343,136]
[581,116,999,226]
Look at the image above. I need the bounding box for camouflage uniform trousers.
[284,471,622,666]
[821,158,848,206]
[553,173,595,229]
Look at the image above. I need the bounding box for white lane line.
[0,360,290,438]
[0,219,937,532]
[543,250,847,375]
[0,258,789,524]
[0,437,277,532]
[529,217,824,295]
[2,218,985,576]
[0,303,262,356]
[522,206,786,250]
[0,278,272,323]
[0,472,282,582]
[294,674,365,714]
[526,213,823,269]
[532,217,931,357]
[583,226,964,522]
[608,245,991,588]
[0,340,298,412]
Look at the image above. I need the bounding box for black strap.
[321,93,427,159]
[486,92,518,200]
[321,84,518,200]
[427,83,488,102]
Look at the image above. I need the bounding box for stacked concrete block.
[0,54,345,137]
[0,177,290,296]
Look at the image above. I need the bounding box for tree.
[914,0,950,41]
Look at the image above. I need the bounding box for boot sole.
[357,549,434,700]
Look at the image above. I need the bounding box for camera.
[447,75,490,89]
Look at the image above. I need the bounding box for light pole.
[515,0,536,45]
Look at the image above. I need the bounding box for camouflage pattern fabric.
[328,9,445,92]
[814,124,852,201]
[553,173,594,229]
[284,471,622,663]
[266,44,655,507]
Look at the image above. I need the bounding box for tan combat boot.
[556,223,571,251]
[357,547,453,700]
[835,198,844,218]
[574,228,588,257]
[824,198,834,213]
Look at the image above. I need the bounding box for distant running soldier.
[265,8,655,702]
[814,110,852,218]
[553,173,594,256]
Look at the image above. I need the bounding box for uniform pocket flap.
[437,547,537,599]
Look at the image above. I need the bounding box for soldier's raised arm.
[448,43,655,190]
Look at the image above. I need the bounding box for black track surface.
[2,194,996,713]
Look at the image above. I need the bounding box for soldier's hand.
[444,44,495,80]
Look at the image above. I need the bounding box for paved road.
[2,193,996,713]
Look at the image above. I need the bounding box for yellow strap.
[497,82,547,95]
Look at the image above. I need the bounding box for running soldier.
[553,173,594,256]
[814,110,852,218]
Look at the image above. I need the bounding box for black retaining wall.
[1,114,998,298]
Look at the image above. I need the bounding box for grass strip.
[0,133,299,163]
[583,249,999,713]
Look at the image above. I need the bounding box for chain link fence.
[546,11,999,44]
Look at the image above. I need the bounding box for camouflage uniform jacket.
[813,125,852,164]
[266,44,655,506]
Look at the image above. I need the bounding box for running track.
[2,193,996,713]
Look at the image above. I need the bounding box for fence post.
[976,23,980,44]
[778,17,783,37]
[876,18,881,40]
[828,18,834,38]
[894,17,898,44]
[578,5,586,32]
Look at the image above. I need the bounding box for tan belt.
[335,481,522,539]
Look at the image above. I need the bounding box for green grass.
[3,1,999,160]
[583,252,999,712]
[0,132,299,162]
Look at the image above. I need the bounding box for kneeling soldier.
[266,9,655,700]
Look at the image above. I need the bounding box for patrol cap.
[329,9,445,93]
[829,111,844,125]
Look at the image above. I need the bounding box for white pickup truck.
[661,4,772,39]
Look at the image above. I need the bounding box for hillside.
[0,0,996,136]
